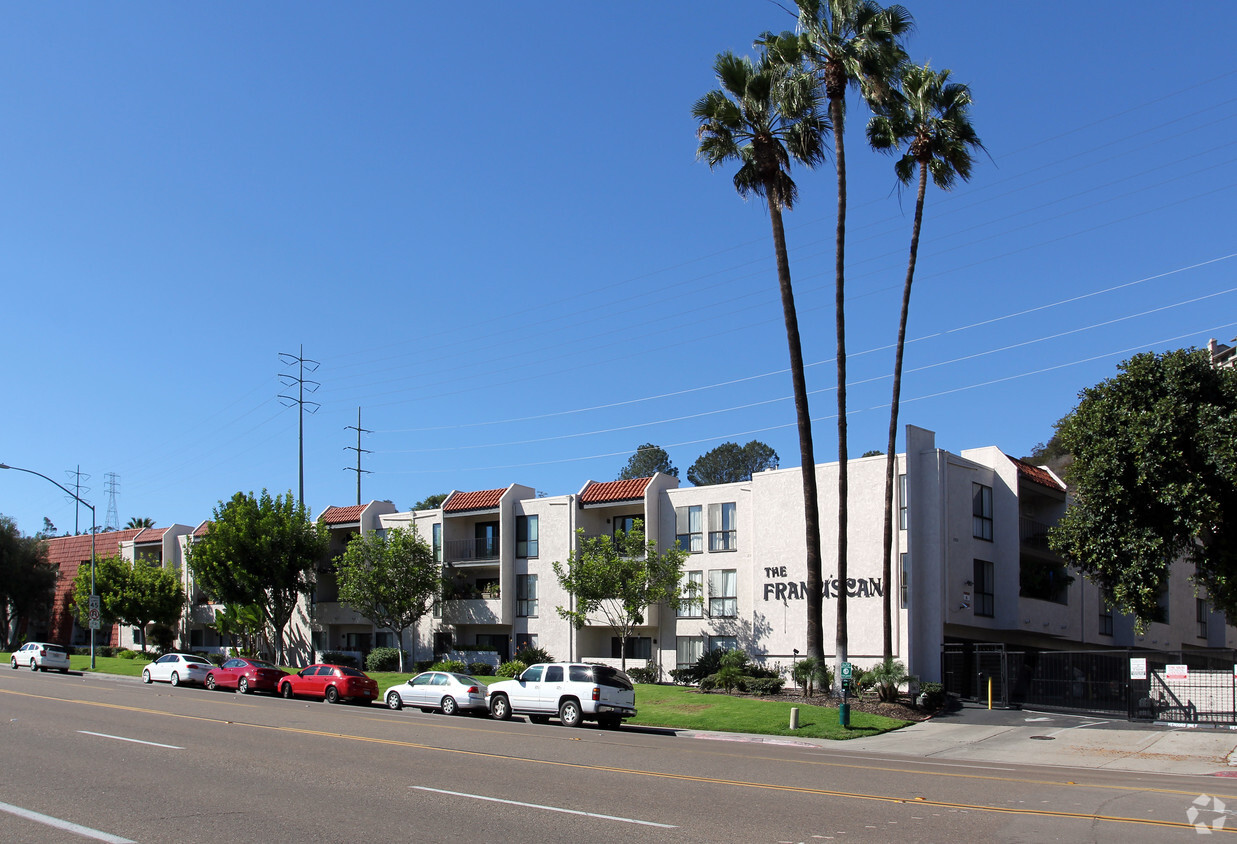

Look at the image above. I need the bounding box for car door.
[406,673,433,706]
[539,664,565,711]
[510,664,544,711]
[217,658,243,689]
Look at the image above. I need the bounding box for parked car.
[142,653,212,687]
[278,664,378,704]
[384,671,488,715]
[205,657,288,695]
[487,662,636,728]
[10,642,70,673]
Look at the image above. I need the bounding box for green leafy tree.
[125,517,155,529]
[335,525,438,672]
[1049,349,1237,622]
[788,0,912,679]
[0,516,58,649]
[867,657,914,702]
[553,520,688,670]
[694,38,829,659]
[412,493,448,510]
[71,554,184,651]
[209,603,266,656]
[617,443,678,480]
[187,490,328,664]
[867,62,984,660]
[687,440,779,486]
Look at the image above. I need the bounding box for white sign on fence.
[1130,657,1147,680]
[1166,664,1189,680]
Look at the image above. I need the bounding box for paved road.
[3,669,1235,842]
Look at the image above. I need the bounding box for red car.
[205,657,288,695]
[278,664,378,704]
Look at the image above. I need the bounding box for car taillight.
[592,686,600,701]
[39,649,46,656]
[466,686,479,694]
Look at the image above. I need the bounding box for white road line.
[78,730,183,750]
[411,786,678,828]
[0,800,136,844]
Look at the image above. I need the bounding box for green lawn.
[4,654,910,740]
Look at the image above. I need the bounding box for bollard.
[790,707,799,730]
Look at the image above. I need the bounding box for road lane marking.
[78,729,183,749]
[0,800,135,843]
[4,686,1233,831]
[411,786,677,828]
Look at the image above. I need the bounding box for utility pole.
[65,465,90,535]
[343,406,372,506]
[278,345,320,505]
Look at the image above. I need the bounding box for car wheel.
[10,657,16,670]
[559,699,583,728]
[238,677,249,694]
[281,682,294,699]
[142,669,152,684]
[325,686,340,704]
[529,714,550,725]
[386,690,403,710]
[205,674,217,691]
[490,694,511,721]
[170,671,180,687]
[30,659,39,672]
[441,696,458,716]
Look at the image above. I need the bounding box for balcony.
[442,597,503,625]
[1020,518,1060,554]
[444,537,501,564]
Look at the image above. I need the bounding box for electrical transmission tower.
[64,465,91,534]
[344,406,372,506]
[278,344,320,505]
[104,472,120,532]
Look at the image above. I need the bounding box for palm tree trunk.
[881,161,929,660]
[831,92,849,674]
[767,200,824,660]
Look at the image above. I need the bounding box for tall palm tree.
[125,516,155,529]
[792,0,911,674]
[868,63,985,659]
[693,41,831,659]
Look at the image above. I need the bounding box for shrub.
[467,662,492,676]
[116,649,141,660]
[97,646,117,658]
[366,647,409,672]
[627,665,659,684]
[792,657,831,697]
[698,675,717,691]
[669,667,693,685]
[318,650,357,668]
[415,660,435,673]
[680,647,746,685]
[496,660,527,678]
[744,676,784,695]
[512,645,555,665]
[918,682,945,710]
[431,659,467,673]
[867,658,914,702]
[713,665,746,693]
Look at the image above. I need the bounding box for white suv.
[487,662,637,729]
[11,642,71,673]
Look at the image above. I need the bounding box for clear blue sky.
[3,2,1235,535]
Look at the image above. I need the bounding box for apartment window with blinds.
[676,636,704,671]
[432,523,442,563]
[675,505,702,553]
[709,569,737,618]
[972,483,993,541]
[708,502,737,551]
[516,515,538,558]
[517,574,538,617]
[678,570,703,618]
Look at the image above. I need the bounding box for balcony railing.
[444,537,500,563]
[1019,518,1055,551]
[442,597,502,625]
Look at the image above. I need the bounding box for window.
[1019,560,1072,604]
[432,523,442,563]
[900,553,909,609]
[474,521,499,559]
[1099,600,1113,636]
[515,633,537,652]
[517,574,538,617]
[516,515,538,558]
[678,570,704,618]
[709,569,737,618]
[1153,582,1170,624]
[675,505,702,553]
[973,559,994,617]
[1198,598,1208,639]
[375,632,393,648]
[899,474,908,530]
[708,502,737,551]
[190,628,203,647]
[611,637,652,659]
[676,636,704,671]
[972,484,993,541]
[545,665,563,682]
[613,514,640,536]
[708,635,738,652]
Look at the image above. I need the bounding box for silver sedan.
[385,671,488,715]
[142,653,212,687]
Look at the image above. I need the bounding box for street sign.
[89,618,100,630]
[89,595,100,612]
[840,662,853,679]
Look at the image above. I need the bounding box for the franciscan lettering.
[762,577,884,601]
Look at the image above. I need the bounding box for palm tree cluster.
[694,0,985,671]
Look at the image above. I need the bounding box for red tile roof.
[41,529,143,567]
[193,521,211,537]
[1009,456,1065,491]
[444,488,505,513]
[580,477,652,504]
[320,504,366,525]
[134,527,170,544]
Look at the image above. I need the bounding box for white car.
[487,663,637,728]
[10,642,70,673]
[142,653,212,687]
[384,671,488,715]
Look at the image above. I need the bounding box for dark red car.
[278,664,379,704]
[205,657,288,695]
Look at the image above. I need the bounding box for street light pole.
[0,462,98,669]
